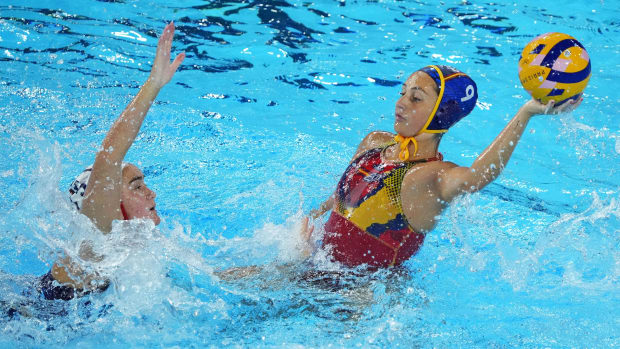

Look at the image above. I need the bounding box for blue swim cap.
[417,65,478,133]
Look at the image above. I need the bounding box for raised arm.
[81,22,185,233]
[438,98,581,202]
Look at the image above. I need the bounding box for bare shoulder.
[403,159,459,185]
[357,131,394,153]
[434,160,460,174]
[351,131,394,161]
[364,130,393,143]
[435,161,478,203]
[400,160,460,232]
[401,160,465,202]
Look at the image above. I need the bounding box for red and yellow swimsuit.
[323,145,442,268]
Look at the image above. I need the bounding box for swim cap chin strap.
[394,134,418,161]
[394,65,446,161]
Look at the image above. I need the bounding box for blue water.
[1,0,619,347]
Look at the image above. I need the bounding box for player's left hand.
[148,22,185,88]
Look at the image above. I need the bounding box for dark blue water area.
[0,0,619,347]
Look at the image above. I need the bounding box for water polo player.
[41,22,185,300]
[308,65,581,268]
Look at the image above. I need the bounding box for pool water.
[1,0,619,347]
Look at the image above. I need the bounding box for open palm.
[149,22,185,88]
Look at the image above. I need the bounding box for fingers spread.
[551,97,583,115]
[150,22,184,87]
[574,97,583,108]
[164,22,174,38]
[544,100,555,114]
[562,98,581,113]
[170,52,185,73]
[159,22,175,50]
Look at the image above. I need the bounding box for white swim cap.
[68,163,128,211]
[68,166,92,211]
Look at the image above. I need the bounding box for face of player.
[121,164,160,225]
[394,71,439,137]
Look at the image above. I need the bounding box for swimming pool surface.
[1,0,619,347]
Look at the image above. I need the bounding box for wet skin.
[121,164,160,225]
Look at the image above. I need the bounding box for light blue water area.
[0,0,619,347]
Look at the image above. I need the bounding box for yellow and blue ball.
[518,32,591,105]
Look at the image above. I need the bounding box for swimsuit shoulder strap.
[422,152,443,162]
[383,139,397,148]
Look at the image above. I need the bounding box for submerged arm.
[438,98,581,202]
[81,22,185,233]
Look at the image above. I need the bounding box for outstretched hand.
[148,22,185,89]
[523,96,583,116]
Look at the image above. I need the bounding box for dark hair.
[431,78,440,95]
[419,70,440,94]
